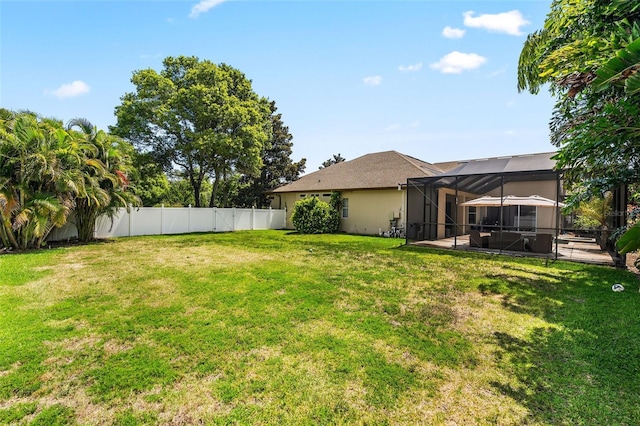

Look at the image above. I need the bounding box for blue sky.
[1,0,555,171]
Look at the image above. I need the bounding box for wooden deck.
[410,234,619,266]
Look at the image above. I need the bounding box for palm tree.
[0,110,79,249]
[66,118,140,242]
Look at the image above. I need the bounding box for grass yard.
[1,230,639,425]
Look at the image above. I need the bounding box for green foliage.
[0,402,37,423]
[233,101,306,208]
[518,0,640,210]
[112,56,270,207]
[593,37,640,94]
[616,222,640,254]
[573,193,613,229]
[318,153,346,169]
[129,152,170,206]
[328,191,342,233]
[291,196,339,234]
[66,118,140,242]
[0,111,139,248]
[30,404,75,425]
[0,111,74,249]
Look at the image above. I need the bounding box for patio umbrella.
[461,195,564,208]
[502,195,565,208]
[460,196,502,207]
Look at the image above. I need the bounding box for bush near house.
[291,196,339,234]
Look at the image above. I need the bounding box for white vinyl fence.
[47,207,287,242]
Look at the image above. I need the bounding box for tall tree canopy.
[518,0,640,206]
[319,153,346,170]
[234,101,306,207]
[112,56,270,207]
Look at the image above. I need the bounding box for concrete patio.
[411,234,620,266]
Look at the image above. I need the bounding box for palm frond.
[67,117,96,140]
[593,37,640,94]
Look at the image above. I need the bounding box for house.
[268,151,443,234]
[270,149,627,263]
[406,152,564,241]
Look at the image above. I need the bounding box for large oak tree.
[112,56,270,207]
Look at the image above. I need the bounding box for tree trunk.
[209,167,221,208]
[76,201,98,243]
[0,218,19,250]
[221,169,229,208]
[193,184,201,207]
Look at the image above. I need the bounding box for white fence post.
[251,207,255,230]
[160,204,164,235]
[212,207,216,232]
[128,204,132,237]
[232,208,236,231]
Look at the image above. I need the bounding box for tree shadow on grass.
[484,267,640,424]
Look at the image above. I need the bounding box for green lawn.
[1,230,639,425]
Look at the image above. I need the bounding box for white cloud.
[363,75,382,86]
[190,0,225,18]
[47,80,90,98]
[442,26,465,39]
[398,62,423,72]
[430,51,487,74]
[463,10,530,36]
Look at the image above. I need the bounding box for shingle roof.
[271,150,443,193]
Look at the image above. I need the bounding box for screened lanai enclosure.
[405,153,627,262]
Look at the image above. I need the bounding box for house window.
[342,198,349,218]
[517,206,537,231]
[300,194,306,198]
[468,206,477,224]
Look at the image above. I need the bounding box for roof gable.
[271,151,441,193]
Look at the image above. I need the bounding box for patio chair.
[530,233,553,253]
[489,231,524,251]
[469,230,489,248]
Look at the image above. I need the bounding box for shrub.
[291,196,339,234]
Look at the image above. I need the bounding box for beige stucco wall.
[488,180,558,200]
[269,189,405,235]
